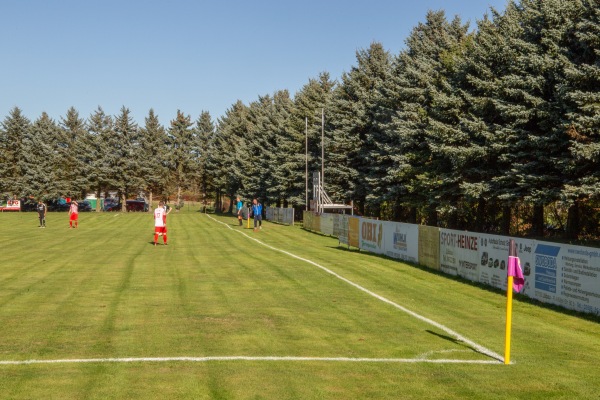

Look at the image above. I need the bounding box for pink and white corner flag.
[508,239,525,292]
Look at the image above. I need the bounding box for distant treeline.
[2,0,600,239]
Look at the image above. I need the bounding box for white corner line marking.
[207,214,504,363]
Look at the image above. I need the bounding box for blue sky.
[1,0,508,125]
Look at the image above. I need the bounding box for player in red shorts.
[68,200,79,228]
[154,201,168,246]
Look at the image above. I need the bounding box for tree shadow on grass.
[425,329,463,345]
[425,330,499,360]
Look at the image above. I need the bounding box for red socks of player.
[154,235,167,245]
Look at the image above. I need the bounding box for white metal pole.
[321,108,325,193]
[305,117,308,211]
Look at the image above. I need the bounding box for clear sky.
[1,0,508,125]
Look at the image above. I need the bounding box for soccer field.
[0,211,599,399]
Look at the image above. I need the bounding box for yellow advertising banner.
[418,225,440,270]
[348,217,360,248]
[313,214,321,232]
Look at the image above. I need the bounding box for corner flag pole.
[504,272,514,365]
[504,238,522,365]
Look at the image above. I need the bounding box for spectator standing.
[236,196,243,226]
[36,199,47,228]
[252,198,263,232]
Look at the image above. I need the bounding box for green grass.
[0,210,599,399]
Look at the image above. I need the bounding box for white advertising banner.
[532,242,600,315]
[332,214,341,237]
[320,213,334,236]
[477,234,536,296]
[382,221,419,263]
[356,219,419,262]
[359,218,386,255]
[439,231,600,315]
[337,214,350,245]
[0,199,20,211]
[439,229,480,282]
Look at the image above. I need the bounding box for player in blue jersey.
[251,198,263,231]
[236,196,243,226]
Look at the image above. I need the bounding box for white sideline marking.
[0,356,501,366]
[207,214,505,364]
[416,349,472,360]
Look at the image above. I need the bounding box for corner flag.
[508,240,525,293]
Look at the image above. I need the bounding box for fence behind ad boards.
[335,214,349,245]
[265,207,294,225]
[303,211,314,231]
[301,211,600,316]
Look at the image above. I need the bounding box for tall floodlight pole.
[305,117,308,211]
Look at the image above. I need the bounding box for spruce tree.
[557,0,600,237]
[383,11,466,224]
[268,90,298,207]
[167,110,195,209]
[21,112,62,200]
[58,107,90,200]
[112,106,140,211]
[328,42,392,216]
[244,95,275,204]
[87,107,115,211]
[193,110,215,208]
[210,101,250,211]
[290,72,336,208]
[455,10,518,233]
[139,109,168,210]
[0,107,30,199]
[491,0,584,236]
[418,17,471,228]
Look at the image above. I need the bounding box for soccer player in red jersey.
[68,200,79,228]
[154,201,168,246]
